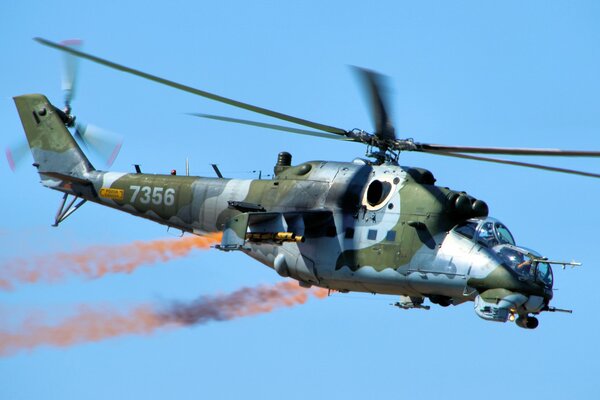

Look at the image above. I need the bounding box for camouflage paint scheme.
[15,94,555,329]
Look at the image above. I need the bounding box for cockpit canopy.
[496,245,553,287]
[452,217,553,288]
[453,217,516,248]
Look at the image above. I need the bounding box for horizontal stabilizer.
[39,171,97,199]
[41,172,93,185]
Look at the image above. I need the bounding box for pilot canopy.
[453,217,515,248]
[452,217,553,288]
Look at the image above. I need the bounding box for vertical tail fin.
[13,94,94,178]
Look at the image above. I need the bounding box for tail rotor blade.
[60,39,83,109]
[5,141,30,172]
[73,123,86,148]
[75,123,123,166]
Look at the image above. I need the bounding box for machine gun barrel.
[545,306,573,314]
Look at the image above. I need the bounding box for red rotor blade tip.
[5,147,15,172]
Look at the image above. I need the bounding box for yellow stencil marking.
[100,188,124,201]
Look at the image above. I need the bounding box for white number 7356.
[130,185,175,206]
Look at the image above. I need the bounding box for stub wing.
[219,210,334,251]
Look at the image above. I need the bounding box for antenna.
[211,164,224,178]
[186,157,189,176]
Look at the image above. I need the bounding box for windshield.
[495,223,515,246]
[495,245,553,287]
[497,246,534,277]
[536,262,553,286]
[477,222,498,247]
[453,218,516,247]
[477,222,516,247]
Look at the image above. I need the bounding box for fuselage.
[15,94,555,327]
[78,157,508,305]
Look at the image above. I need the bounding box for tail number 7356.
[130,185,176,206]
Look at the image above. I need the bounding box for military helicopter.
[13,38,599,329]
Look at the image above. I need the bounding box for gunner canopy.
[496,245,554,287]
[452,217,553,288]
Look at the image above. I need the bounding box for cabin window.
[454,221,477,239]
[326,225,337,237]
[386,230,396,241]
[345,228,355,239]
[367,229,377,240]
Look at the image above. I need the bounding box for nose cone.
[467,257,522,293]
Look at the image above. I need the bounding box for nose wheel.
[515,315,539,329]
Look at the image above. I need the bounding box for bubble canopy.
[495,245,553,287]
[452,217,516,247]
[452,217,553,288]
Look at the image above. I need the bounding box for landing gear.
[515,315,539,329]
[393,295,430,310]
[429,295,452,307]
[52,193,87,227]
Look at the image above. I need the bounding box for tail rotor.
[60,39,82,117]
[74,123,123,167]
[7,39,123,171]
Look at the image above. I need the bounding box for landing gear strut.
[52,193,87,227]
[393,295,430,310]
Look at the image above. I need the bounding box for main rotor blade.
[424,150,600,178]
[353,67,395,141]
[35,37,348,136]
[189,113,353,142]
[416,143,600,157]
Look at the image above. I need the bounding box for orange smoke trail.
[0,233,221,290]
[0,281,328,356]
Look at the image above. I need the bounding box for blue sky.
[1,1,599,399]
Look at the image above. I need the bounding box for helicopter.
[12,38,599,329]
